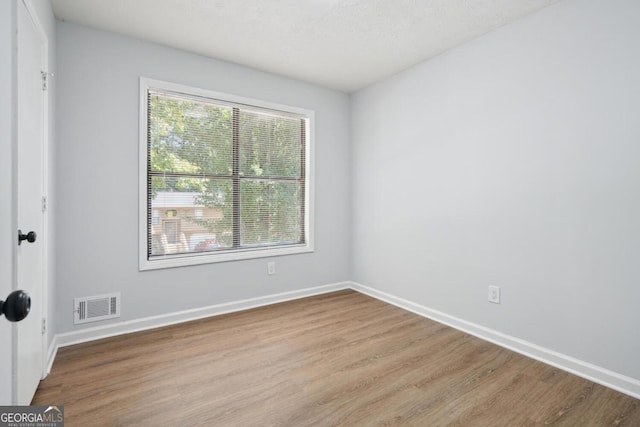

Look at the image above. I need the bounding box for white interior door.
[16,0,46,405]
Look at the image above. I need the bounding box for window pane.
[149,92,233,176]
[150,176,233,256]
[240,180,303,246]
[239,110,302,178]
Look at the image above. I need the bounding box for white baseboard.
[55,281,350,348]
[350,281,640,400]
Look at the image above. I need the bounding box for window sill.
[139,243,313,271]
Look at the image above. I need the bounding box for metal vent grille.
[74,293,121,324]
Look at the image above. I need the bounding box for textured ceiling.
[51,0,562,92]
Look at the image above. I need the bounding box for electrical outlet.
[488,285,500,304]
[267,262,276,275]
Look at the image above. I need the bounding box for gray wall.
[55,22,351,334]
[351,0,640,380]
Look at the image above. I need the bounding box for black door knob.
[0,290,31,322]
[18,229,37,245]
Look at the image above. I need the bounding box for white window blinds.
[144,84,310,265]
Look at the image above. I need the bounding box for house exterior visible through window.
[139,78,314,270]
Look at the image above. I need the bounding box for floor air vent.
[74,293,121,324]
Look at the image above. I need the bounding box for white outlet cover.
[488,285,501,304]
[267,262,276,275]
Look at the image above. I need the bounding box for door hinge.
[42,196,47,213]
[41,71,48,91]
[42,318,46,335]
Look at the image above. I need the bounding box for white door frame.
[0,0,18,406]
[13,0,49,403]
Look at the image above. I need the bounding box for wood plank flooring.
[33,290,640,426]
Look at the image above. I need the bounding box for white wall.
[351,0,640,382]
[55,22,351,334]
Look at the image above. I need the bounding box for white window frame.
[139,77,315,271]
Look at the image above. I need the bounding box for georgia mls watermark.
[0,406,64,427]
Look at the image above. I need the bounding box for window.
[139,78,314,270]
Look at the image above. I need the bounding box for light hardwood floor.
[34,290,639,426]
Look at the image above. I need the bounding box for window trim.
[139,77,315,271]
